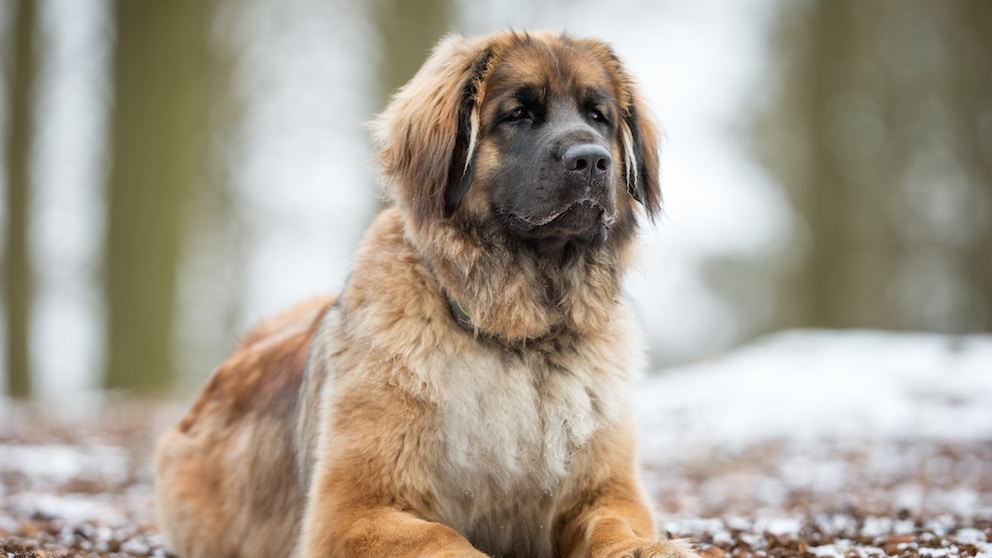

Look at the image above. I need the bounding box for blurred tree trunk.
[370,0,452,213]
[756,1,861,329]
[3,0,36,397]
[104,0,210,392]
[372,0,453,107]
[952,1,992,330]
[792,1,899,329]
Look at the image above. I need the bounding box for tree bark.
[3,0,36,398]
[104,0,210,391]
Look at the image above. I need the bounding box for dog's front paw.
[597,537,699,558]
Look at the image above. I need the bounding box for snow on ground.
[636,329,992,453]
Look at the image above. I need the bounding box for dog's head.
[373,31,660,252]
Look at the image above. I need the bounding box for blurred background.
[1,0,990,399]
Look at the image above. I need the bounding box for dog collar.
[413,244,476,333]
[447,296,474,331]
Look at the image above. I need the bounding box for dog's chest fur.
[421,339,631,555]
[435,349,597,491]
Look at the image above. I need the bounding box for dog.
[155,30,697,558]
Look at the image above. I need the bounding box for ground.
[2,330,991,557]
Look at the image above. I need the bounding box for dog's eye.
[589,109,609,124]
[505,107,531,123]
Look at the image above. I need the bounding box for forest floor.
[2,330,991,557]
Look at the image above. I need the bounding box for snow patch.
[637,330,992,452]
[0,444,129,487]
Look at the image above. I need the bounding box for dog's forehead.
[484,36,619,104]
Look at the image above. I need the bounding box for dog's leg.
[298,503,486,558]
[558,476,699,558]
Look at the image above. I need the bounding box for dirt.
[650,439,992,558]
[2,400,990,557]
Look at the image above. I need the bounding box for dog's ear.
[617,69,662,221]
[372,34,493,227]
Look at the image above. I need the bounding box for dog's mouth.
[503,199,617,245]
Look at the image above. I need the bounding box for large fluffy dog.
[155,30,697,558]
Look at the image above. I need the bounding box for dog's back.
[154,296,335,558]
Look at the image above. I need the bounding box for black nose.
[562,144,611,179]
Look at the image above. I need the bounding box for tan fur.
[155,31,698,558]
